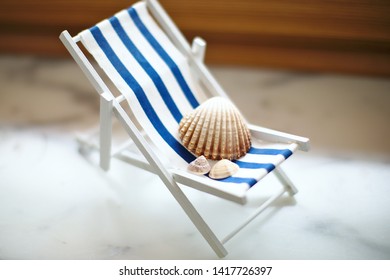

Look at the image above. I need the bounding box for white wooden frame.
[59,0,310,258]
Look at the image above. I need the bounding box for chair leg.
[222,186,285,244]
[113,104,228,258]
[99,93,113,171]
[274,166,298,196]
[166,181,228,258]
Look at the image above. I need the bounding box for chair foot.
[274,166,298,196]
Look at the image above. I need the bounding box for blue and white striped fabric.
[80,2,297,189]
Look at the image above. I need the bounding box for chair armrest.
[248,124,310,152]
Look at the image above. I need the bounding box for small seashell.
[178,97,251,160]
[187,155,211,175]
[209,159,239,179]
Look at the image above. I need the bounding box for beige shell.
[178,97,251,160]
[209,159,239,179]
[187,155,211,175]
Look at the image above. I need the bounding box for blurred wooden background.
[1,0,389,76]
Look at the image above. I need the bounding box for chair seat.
[171,139,298,204]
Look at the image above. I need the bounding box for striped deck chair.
[60,0,310,258]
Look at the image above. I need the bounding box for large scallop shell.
[209,159,239,179]
[178,97,251,160]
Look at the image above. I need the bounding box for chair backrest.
[80,2,206,168]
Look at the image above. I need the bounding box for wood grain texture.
[1,0,389,76]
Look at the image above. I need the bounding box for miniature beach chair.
[60,0,310,257]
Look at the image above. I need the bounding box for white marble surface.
[0,56,390,259]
